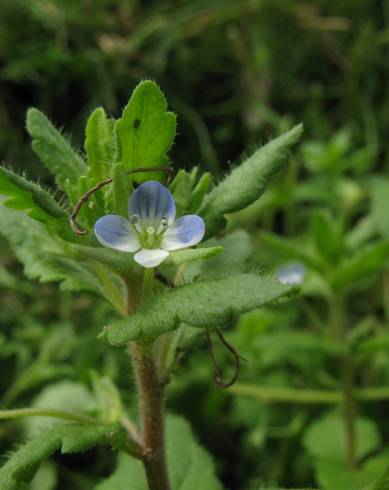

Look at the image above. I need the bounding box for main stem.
[330,293,357,469]
[131,268,171,490]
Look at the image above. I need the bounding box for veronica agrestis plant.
[0,80,303,490]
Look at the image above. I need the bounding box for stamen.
[157,216,169,235]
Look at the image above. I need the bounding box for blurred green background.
[2,1,389,489]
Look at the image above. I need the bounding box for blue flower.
[276,263,305,285]
[94,181,205,268]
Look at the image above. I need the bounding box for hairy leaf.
[116,80,176,182]
[200,124,303,237]
[0,423,121,490]
[112,162,132,217]
[101,274,293,345]
[26,108,86,204]
[0,166,67,227]
[170,169,193,216]
[95,415,222,490]
[85,107,115,185]
[0,207,127,314]
[164,246,224,267]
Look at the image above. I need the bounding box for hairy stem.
[131,268,171,490]
[131,342,170,490]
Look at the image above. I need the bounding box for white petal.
[161,215,205,251]
[134,249,169,268]
[94,215,140,252]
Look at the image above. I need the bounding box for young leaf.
[116,80,176,182]
[200,124,303,237]
[101,273,293,345]
[85,107,115,185]
[186,171,212,214]
[96,414,222,490]
[0,423,121,490]
[26,108,86,204]
[170,169,193,216]
[0,166,67,227]
[112,162,132,217]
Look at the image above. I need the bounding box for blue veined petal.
[276,263,305,285]
[129,181,176,229]
[161,215,205,251]
[95,215,140,252]
[134,249,169,268]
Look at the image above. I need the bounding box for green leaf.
[370,177,389,238]
[186,171,212,214]
[30,461,57,490]
[0,423,121,490]
[170,169,193,216]
[200,124,303,237]
[310,209,344,263]
[26,381,97,437]
[26,108,86,204]
[70,243,136,272]
[333,241,389,289]
[164,246,224,267]
[0,166,68,227]
[95,415,222,490]
[85,107,116,185]
[116,81,176,182]
[101,273,293,345]
[303,411,381,465]
[315,453,389,490]
[0,207,127,314]
[372,463,389,490]
[91,371,124,424]
[112,162,132,216]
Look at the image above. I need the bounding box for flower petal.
[134,249,169,268]
[276,263,305,285]
[161,215,205,251]
[94,215,140,252]
[129,181,176,229]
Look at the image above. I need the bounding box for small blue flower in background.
[277,263,305,285]
[94,181,205,268]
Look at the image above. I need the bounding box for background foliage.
[1,1,389,489]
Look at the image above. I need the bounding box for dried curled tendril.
[206,328,247,389]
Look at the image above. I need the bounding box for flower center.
[130,215,169,249]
